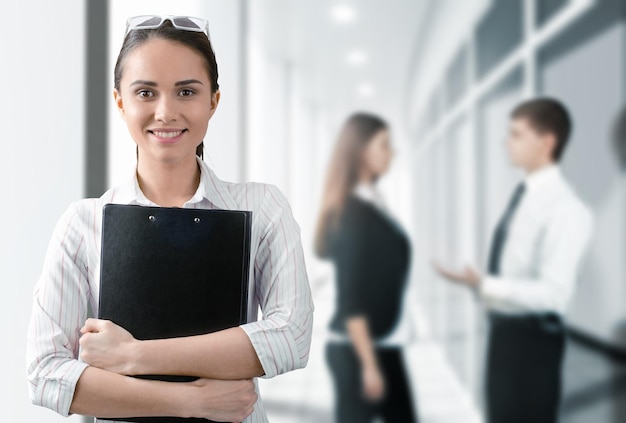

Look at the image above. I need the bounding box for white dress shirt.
[480,165,593,316]
[26,157,314,422]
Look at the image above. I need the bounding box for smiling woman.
[113,15,219,162]
[26,16,313,423]
[114,36,219,207]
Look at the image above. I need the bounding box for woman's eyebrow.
[128,79,203,87]
[130,80,157,87]
[175,79,204,86]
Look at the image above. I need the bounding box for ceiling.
[249,0,429,140]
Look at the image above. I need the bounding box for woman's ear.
[113,89,126,120]
[208,90,221,119]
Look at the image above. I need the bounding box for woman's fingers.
[362,365,385,402]
[78,319,137,374]
[81,318,99,334]
[81,318,110,334]
[190,378,258,421]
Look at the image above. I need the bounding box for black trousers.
[326,342,418,423]
[486,312,566,423]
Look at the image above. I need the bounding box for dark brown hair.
[511,97,572,162]
[314,112,388,258]
[114,18,219,158]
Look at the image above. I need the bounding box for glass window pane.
[446,46,469,108]
[536,0,568,28]
[475,0,524,79]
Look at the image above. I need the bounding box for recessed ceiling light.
[346,50,368,66]
[331,5,356,24]
[357,82,375,98]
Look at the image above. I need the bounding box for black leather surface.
[98,204,252,422]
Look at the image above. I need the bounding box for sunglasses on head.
[126,15,210,38]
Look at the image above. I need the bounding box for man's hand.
[79,318,139,375]
[432,261,482,289]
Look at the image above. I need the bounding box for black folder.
[98,204,251,422]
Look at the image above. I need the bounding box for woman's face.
[361,129,393,180]
[114,38,219,165]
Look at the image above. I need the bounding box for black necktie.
[488,183,526,275]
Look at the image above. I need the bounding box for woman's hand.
[186,378,257,422]
[362,363,385,402]
[79,318,139,375]
[345,317,386,402]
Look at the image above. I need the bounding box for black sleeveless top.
[328,195,411,339]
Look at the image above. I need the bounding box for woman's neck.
[358,170,375,186]
[136,155,201,207]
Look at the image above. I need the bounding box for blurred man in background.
[435,98,593,423]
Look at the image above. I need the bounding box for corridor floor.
[258,274,483,423]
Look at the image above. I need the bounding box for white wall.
[1,0,85,421]
[246,40,291,193]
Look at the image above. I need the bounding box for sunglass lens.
[129,16,163,28]
[172,16,206,31]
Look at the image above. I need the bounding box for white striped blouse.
[26,157,314,422]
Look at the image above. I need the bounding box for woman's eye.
[137,90,154,98]
[179,89,194,97]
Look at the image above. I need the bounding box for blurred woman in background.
[315,112,418,422]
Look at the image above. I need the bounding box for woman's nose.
[154,96,179,123]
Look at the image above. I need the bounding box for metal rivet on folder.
[194,217,201,223]
[148,215,155,221]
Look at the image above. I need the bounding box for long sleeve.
[480,201,593,314]
[26,202,91,416]
[333,210,370,318]
[240,186,314,379]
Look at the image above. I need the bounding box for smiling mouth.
[149,129,187,138]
